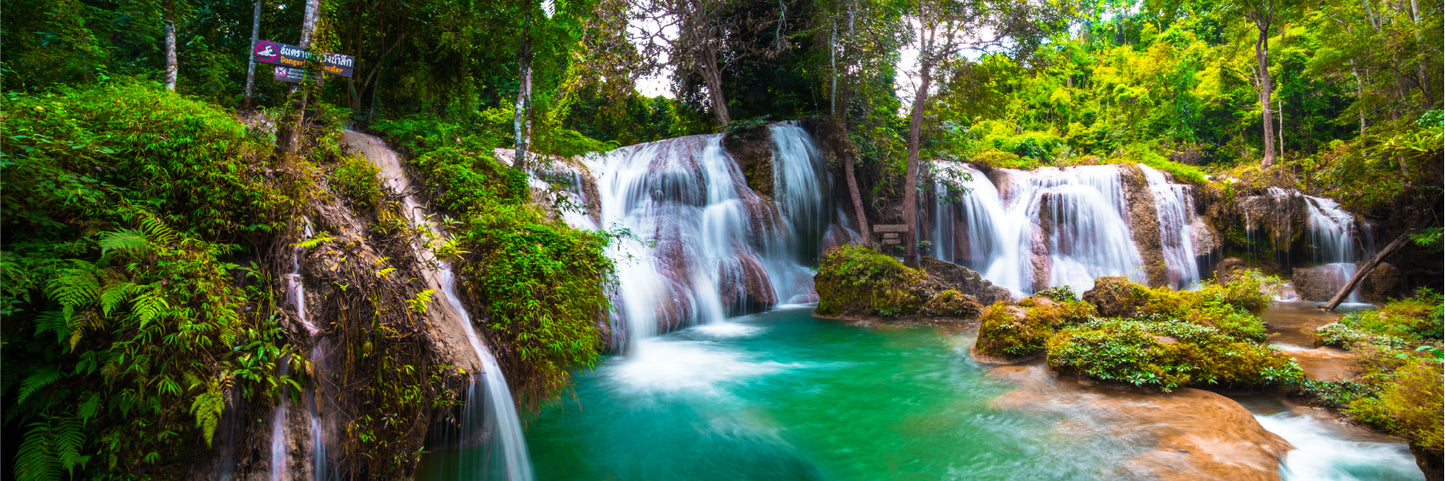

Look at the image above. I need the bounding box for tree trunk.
[1324,231,1414,311]
[830,22,838,116]
[1351,60,1366,135]
[514,11,533,169]
[243,0,261,107]
[902,59,933,267]
[1255,18,1277,169]
[300,0,320,48]
[164,1,177,91]
[698,43,731,128]
[844,143,869,241]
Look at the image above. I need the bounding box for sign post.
[252,40,354,83]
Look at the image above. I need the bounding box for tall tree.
[244,0,262,107]
[1234,0,1280,168]
[164,0,177,91]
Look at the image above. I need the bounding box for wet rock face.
[920,257,1014,306]
[988,364,1290,481]
[1292,265,1347,302]
[1081,276,1148,317]
[1237,191,1310,258]
[1119,164,1168,287]
[722,124,774,197]
[1362,261,1402,303]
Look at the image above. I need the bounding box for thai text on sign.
[253,40,354,78]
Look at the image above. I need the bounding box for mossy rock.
[1082,276,1149,317]
[921,289,983,318]
[814,245,926,318]
[976,296,1096,359]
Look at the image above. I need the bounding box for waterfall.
[929,163,1218,294]
[1140,166,1201,289]
[545,122,832,347]
[345,131,534,481]
[270,359,291,481]
[1304,194,1363,303]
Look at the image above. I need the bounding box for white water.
[1140,165,1201,289]
[931,163,1169,294]
[555,123,832,347]
[1305,195,1363,303]
[1255,411,1423,481]
[346,131,533,481]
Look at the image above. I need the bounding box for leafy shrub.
[1293,379,1382,409]
[1128,271,1275,342]
[977,296,1096,358]
[1335,289,1444,342]
[1035,285,1078,302]
[814,245,925,318]
[1347,359,1444,454]
[2,83,296,479]
[1047,318,1303,391]
[1315,322,1409,350]
[332,154,384,208]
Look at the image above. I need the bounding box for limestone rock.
[1120,164,1169,287]
[921,289,983,318]
[1081,276,1148,317]
[1362,262,1402,303]
[1216,257,1250,284]
[920,257,1014,306]
[1291,265,1349,302]
[722,124,774,197]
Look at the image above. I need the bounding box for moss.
[814,245,925,318]
[1085,271,1275,343]
[977,297,1096,358]
[1081,276,1149,317]
[921,289,983,318]
[1035,285,1078,302]
[1047,318,1303,391]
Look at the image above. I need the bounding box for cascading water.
[554,123,832,347]
[344,131,533,481]
[270,360,290,481]
[930,163,1158,294]
[1305,195,1363,303]
[1139,166,1201,289]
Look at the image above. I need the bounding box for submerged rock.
[989,364,1290,481]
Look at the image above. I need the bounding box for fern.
[407,289,436,313]
[292,233,336,249]
[130,287,169,329]
[15,421,58,481]
[138,216,179,247]
[98,281,138,317]
[97,228,150,260]
[190,385,225,447]
[46,264,100,319]
[52,416,87,476]
[16,368,63,405]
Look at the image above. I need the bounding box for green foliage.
[2,83,297,480]
[977,297,1096,359]
[1346,359,1444,453]
[1047,317,1304,391]
[920,289,983,317]
[374,120,614,409]
[1293,379,1381,409]
[814,245,925,318]
[1332,289,1445,342]
[332,154,385,209]
[1035,285,1078,302]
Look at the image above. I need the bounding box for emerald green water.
[520,307,1141,481]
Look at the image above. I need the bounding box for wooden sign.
[873,224,908,233]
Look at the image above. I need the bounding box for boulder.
[1291,265,1349,302]
[1361,261,1402,303]
[1120,164,1169,287]
[920,257,1014,306]
[921,289,983,318]
[1215,257,1250,284]
[1081,276,1148,317]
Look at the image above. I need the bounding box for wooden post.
[1324,230,1415,311]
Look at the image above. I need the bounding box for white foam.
[1256,411,1423,481]
[607,339,799,395]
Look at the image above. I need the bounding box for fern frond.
[77,393,101,425]
[45,267,100,312]
[139,216,179,246]
[33,311,69,341]
[190,386,225,447]
[131,288,169,329]
[16,368,63,405]
[97,228,150,260]
[15,421,59,481]
[52,416,86,475]
[99,281,137,317]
